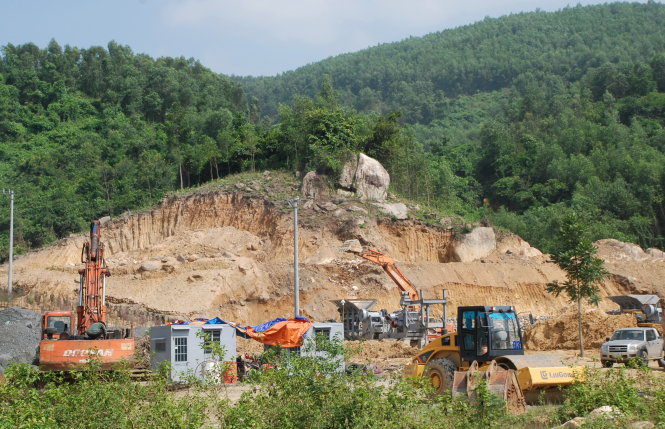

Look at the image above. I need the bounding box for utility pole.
[1,189,14,300]
[286,197,301,317]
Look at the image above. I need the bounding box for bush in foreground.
[3,342,665,428]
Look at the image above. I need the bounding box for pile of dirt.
[347,340,419,360]
[236,337,266,356]
[524,309,637,351]
[0,307,41,373]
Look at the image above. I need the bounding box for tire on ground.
[425,357,456,395]
[601,360,613,368]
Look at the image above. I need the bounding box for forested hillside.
[240,2,665,123]
[1,2,665,259]
[0,41,250,251]
[0,42,423,257]
[239,2,665,252]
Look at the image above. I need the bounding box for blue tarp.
[249,316,310,333]
[169,315,312,343]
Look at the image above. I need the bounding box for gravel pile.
[518,313,552,330]
[0,307,41,374]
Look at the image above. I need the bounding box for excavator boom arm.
[77,220,108,335]
[360,249,420,302]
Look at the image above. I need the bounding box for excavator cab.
[42,311,75,339]
[458,306,524,364]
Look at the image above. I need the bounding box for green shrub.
[12,343,665,428]
[218,337,523,429]
[0,362,207,429]
[553,366,644,424]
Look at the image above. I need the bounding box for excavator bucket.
[452,361,526,414]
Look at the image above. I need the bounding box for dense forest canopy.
[1,2,665,259]
[240,2,665,123]
[0,40,250,250]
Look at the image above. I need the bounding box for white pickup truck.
[600,327,663,367]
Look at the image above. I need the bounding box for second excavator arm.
[359,248,420,304]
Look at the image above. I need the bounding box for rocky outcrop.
[448,227,496,262]
[340,239,363,254]
[495,233,542,259]
[372,202,408,220]
[301,171,330,200]
[595,239,665,262]
[596,239,652,262]
[339,153,389,201]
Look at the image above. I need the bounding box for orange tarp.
[229,318,312,348]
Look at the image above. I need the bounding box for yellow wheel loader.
[404,305,582,413]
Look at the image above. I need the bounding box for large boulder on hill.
[496,233,542,259]
[339,153,389,201]
[599,238,648,261]
[372,202,409,220]
[449,227,496,262]
[301,171,331,200]
[595,239,653,262]
[648,248,665,259]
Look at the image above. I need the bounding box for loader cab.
[458,306,524,364]
[42,311,75,340]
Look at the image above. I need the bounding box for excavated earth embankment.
[524,310,637,351]
[2,175,665,355]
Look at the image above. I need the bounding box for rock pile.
[0,307,41,373]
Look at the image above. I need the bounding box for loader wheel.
[425,358,456,394]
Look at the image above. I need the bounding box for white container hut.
[150,322,236,383]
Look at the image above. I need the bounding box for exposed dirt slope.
[524,310,636,351]
[3,173,665,340]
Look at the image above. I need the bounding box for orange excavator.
[358,248,420,309]
[38,220,134,370]
[350,248,449,345]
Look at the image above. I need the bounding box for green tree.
[238,122,259,172]
[546,214,608,357]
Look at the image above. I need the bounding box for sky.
[0,0,651,77]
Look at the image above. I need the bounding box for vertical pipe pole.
[79,275,84,306]
[443,289,448,331]
[421,289,428,345]
[7,190,13,300]
[293,197,300,317]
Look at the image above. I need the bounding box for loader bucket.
[452,361,526,414]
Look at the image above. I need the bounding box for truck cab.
[42,311,75,339]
